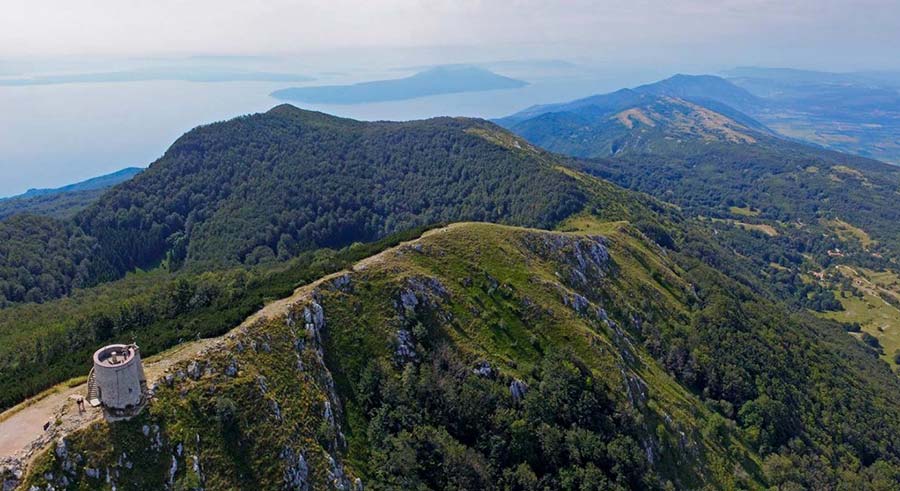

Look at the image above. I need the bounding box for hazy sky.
[3,0,899,69]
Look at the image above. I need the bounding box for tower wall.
[92,344,145,410]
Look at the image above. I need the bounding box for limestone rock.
[510,379,528,402]
[394,330,417,362]
[473,361,493,378]
[186,361,202,380]
[225,359,239,377]
[280,447,309,491]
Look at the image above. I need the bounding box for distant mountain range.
[502,69,900,165]
[271,65,528,104]
[722,67,900,163]
[0,167,142,221]
[496,76,776,158]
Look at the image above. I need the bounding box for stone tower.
[88,344,146,417]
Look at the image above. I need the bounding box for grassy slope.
[820,265,900,369]
[21,221,767,490]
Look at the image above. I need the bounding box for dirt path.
[0,338,217,466]
[0,224,451,477]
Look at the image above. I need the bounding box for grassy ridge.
[0,224,445,411]
[22,221,767,490]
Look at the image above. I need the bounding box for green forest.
[4,102,900,490]
[0,106,589,307]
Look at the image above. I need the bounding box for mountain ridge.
[0,167,143,221]
[6,221,765,489]
[0,105,596,306]
[3,167,143,201]
[12,217,900,489]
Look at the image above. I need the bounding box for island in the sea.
[270,65,528,104]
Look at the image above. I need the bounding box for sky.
[2,0,900,196]
[2,0,899,69]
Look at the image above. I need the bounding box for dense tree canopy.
[0,106,587,306]
[0,215,97,305]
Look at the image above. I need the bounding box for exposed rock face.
[509,379,528,402]
[303,300,327,360]
[521,233,610,288]
[257,375,269,395]
[224,358,239,377]
[329,274,352,292]
[392,276,452,365]
[394,330,417,362]
[0,460,23,491]
[563,292,590,314]
[400,289,418,311]
[186,361,202,380]
[280,447,309,491]
[621,367,649,410]
[473,361,493,378]
[396,277,450,314]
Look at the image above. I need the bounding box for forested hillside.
[4,104,900,490]
[0,215,97,305]
[0,106,589,306]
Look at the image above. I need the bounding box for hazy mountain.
[497,90,768,158]
[0,167,142,221]
[499,74,767,127]
[9,167,143,199]
[723,67,900,164]
[633,73,766,114]
[271,65,528,104]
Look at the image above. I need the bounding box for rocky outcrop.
[281,447,309,491]
[509,379,528,403]
[521,232,610,289]
[394,330,417,363]
[473,361,493,378]
[0,460,21,491]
